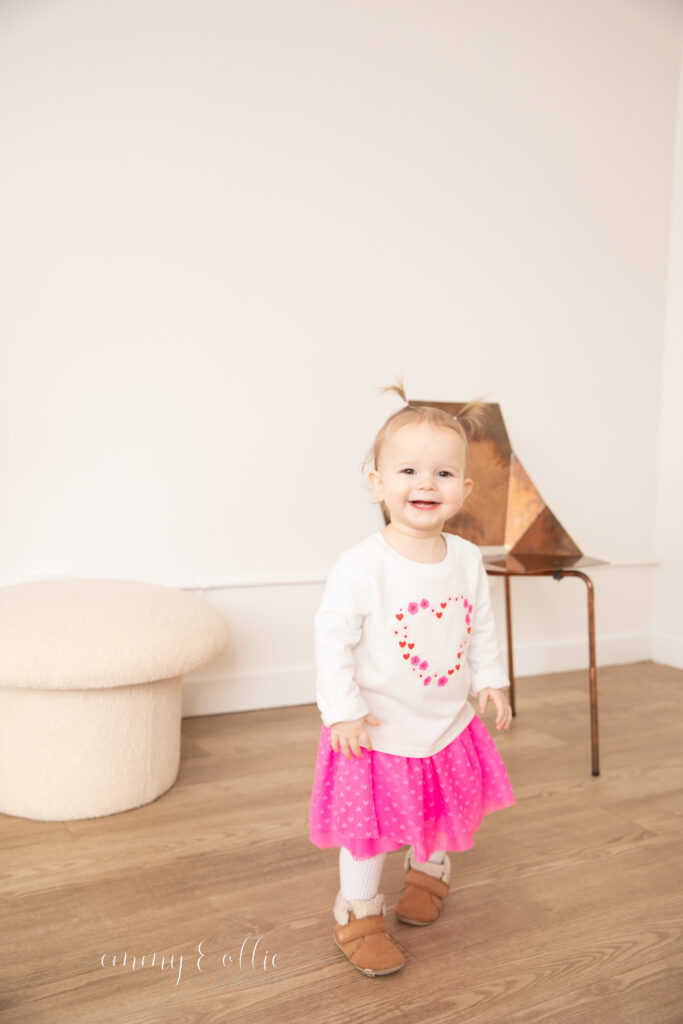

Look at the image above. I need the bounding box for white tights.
[339,847,446,901]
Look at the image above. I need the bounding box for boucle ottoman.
[0,579,229,821]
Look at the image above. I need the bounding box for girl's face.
[368,421,473,538]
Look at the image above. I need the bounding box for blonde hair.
[365,380,488,473]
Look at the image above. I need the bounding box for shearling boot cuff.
[403,846,451,883]
[333,890,386,925]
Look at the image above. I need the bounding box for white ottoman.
[0,579,229,821]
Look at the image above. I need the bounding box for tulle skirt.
[308,714,514,862]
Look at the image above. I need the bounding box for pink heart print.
[393,594,473,686]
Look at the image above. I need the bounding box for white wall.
[653,36,683,670]
[1,1,681,714]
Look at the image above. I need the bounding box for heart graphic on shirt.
[393,594,473,686]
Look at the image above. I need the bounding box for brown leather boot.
[394,847,451,926]
[333,892,406,976]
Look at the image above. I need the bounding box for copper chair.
[416,401,605,776]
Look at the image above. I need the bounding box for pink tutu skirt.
[309,714,514,862]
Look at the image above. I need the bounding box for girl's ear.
[368,469,384,503]
[462,478,474,503]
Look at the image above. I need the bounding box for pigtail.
[454,399,489,439]
[377,378,409,406]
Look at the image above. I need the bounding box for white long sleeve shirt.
[314,532,509,757]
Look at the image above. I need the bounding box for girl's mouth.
[410,501,440,509]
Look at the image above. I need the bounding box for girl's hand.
[477,687,512,731]
[330,714,382,760]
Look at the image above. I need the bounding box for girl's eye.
[438,471,453,478]
[401,468,415,475]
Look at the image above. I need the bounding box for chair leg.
[582,573,600,777]
[503,575,516,716]
[491,566,600,775]
[559,571,600,776]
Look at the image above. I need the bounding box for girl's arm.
[314,554,372,729]
[467,553,512,730]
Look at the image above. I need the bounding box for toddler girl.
[308,384,515,976]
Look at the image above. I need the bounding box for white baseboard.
[181,631,654,718]
[651,632,683,670]
[499,630,651,678]
[182,665,316,717]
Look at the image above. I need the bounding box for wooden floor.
[1,661,682,1024]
